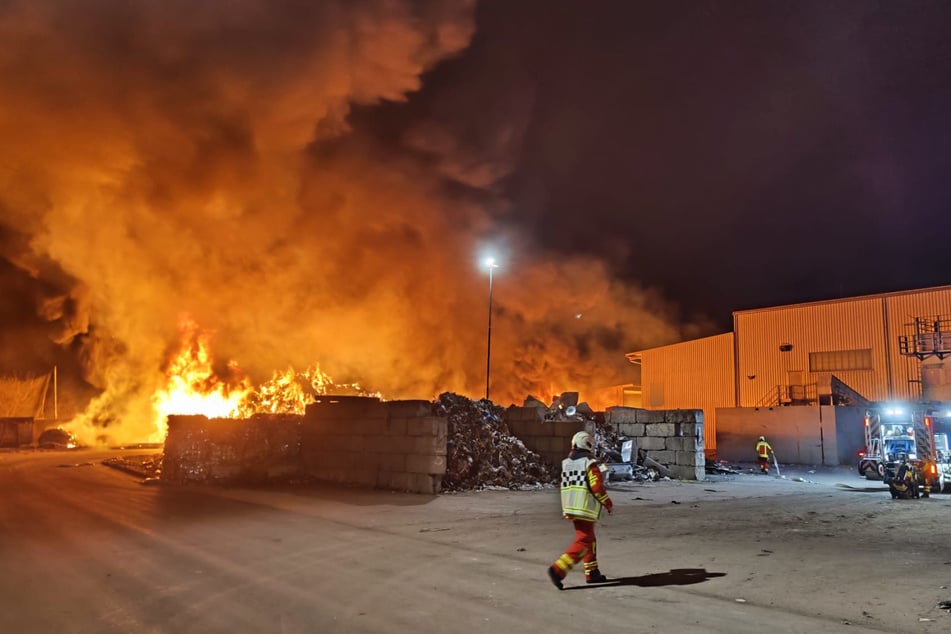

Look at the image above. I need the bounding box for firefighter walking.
[547,431,613,590]
[755,436,774,474]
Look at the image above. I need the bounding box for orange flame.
[150,318,380,440]
[151,319,251,438]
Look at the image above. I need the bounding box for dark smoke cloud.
[0,0,701,443]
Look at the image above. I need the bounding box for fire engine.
[857,403,951,494]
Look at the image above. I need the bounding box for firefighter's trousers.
[551,518,600,579]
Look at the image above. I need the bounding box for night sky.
[420,0,951,329]
[2,0,951,433]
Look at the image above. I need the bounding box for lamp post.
[484,257,499,401]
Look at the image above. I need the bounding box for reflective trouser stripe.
[551,519,598,576]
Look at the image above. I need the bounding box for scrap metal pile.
[435,392,557,491]
[532,392,669,484]
[434,391,668,491]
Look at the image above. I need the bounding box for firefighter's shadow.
[566,568,725,590]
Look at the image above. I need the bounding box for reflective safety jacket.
[756,440,773,458]
[560,451,611,521]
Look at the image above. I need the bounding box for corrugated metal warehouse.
[626,333,735,452]
[627,285,951,459]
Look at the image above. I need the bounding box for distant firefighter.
[755,436,774,474]
[886,455,921,499]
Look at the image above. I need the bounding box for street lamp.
[484,257,499,401]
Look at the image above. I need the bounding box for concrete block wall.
[606,407,705,480]
[162,414,302,483]
[301,399,447,495]
[162,398,448,494]
[504,405,583,476]
[0,417,34,448]
[503,405,705,481]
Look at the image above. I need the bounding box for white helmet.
[571,431,594,451]
[759,436,766,441]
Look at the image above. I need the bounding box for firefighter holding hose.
[756,436,774,474]
[547,431,612,590]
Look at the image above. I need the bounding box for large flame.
[150,318,379,441]
[150,319,252,439]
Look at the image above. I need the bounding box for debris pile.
[706,460,743,475]
[435,392,557,491]
[37,427,77,449]
[532,392,670,483]
[102,453,164,480]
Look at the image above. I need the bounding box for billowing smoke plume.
[0,0,703,444]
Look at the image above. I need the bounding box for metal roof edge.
[731,284,951,317]
[625,331,733,358]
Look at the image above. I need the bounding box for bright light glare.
[484,256,498,269]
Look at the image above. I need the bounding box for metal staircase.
[898,315,951,360]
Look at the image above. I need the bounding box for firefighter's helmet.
[571,431,594,452]
[759,436,766,441]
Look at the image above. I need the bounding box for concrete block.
[305,398,386,420]
[300,430,332,456]
[636,410,666,424]
[366,435,414,453]
[606,407,638,424]
[377,453,406,472]
[554,421,584,438]
[670,463,705,481]
[350,470,377,487]
[351,419,381,436]
[308,467,348,483]
[650,450,675,464]
[406,416,447,437]
[410,473,441,495]
[521,421,554,437]
[300,418,336,441]
[545,436,568,454]
[384,400,433,418]
[345,435,366,452]
[406,454,447,475]
[675,450,704,468]
[413,435,447,456]
[615,422,644,437]
[663,409,698,423]
[639,436,666,451]
[383,418,408,436]
[680,422,701,439]
[315,452,352,469]
[505,406,545,422]
[166,414,210,432]
[645,422,675,436]
[665,436,689,452]
[377,471,412,491]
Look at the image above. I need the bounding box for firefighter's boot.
[586,569,609,584]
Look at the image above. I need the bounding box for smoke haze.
[0,1,700,443]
